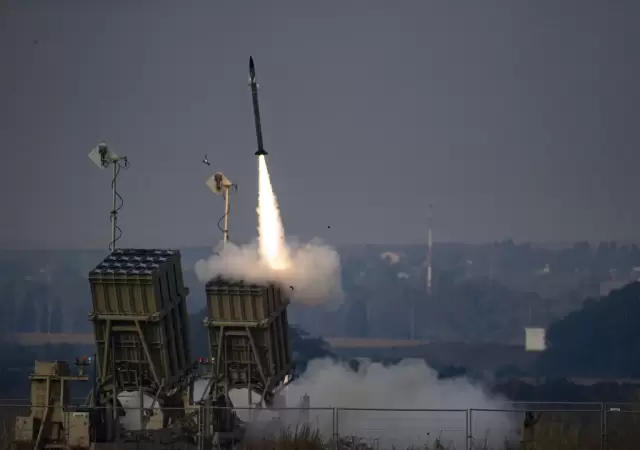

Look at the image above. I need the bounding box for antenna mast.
[88,142,129,251]
[427,203,434,295]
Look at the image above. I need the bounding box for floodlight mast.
[110,161,118,250]
[88,142,129,251]
[427,203,434,295]
[108,155,128,252]
[223,188,230,246]
[205,171,237,248]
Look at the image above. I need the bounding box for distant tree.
[630,244,640,266]
[495,364,527,379]
[289,325,335,373]
[437,365,467,380]
[538,281,640,377]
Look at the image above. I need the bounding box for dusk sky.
[2,0,639,250]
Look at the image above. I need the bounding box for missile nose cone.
[249,56,256,81]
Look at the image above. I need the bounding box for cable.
[216,184,238,240]
[217,201,229,235]
[109,158,130,251]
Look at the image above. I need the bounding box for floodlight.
[206,172,234,195]
[205,171,237,247]
[88,142,121,169]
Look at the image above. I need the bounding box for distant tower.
[426,203,433,295]
[489,242,497,281]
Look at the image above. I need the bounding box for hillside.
[539,281,640,377]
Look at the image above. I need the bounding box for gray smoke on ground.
[121,359,518,447]
[194,239,344,308]
[226,359,519,448]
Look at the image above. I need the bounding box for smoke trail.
[257,155,290,270]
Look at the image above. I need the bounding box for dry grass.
[238,425,326,450]
[233,417,640,450]
[233,412,640,450]
[1,410,640,449]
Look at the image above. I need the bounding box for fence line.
[3,401,640,449]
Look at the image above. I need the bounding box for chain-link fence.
[3,401,640,449]
[471,402,604,450]
[336,408,467,450]
[604,403,640,450]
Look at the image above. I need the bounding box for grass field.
[1,406,639,449]
[215,416,640,450]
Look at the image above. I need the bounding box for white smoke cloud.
[126,359,518,447]
[213,358,518,448]
[195,239,344,307]
[285,359,517,448]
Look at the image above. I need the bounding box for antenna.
[490,242,496,281]
[426,203,434,295]
[206,172,238,247]
[88,142,129,251]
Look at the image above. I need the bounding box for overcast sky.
[1,0,639,250]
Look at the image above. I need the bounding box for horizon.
[1,238,639,253]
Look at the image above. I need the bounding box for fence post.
[198,404,202,450]
[465,409,470,450]
[601,402,606,450]
[468,408,474,450]
[334,408,339,450]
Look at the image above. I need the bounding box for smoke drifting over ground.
[222,358,517,448]
[195,239,344,307]
[126,361,516,446]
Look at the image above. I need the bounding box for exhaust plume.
[257,155,290,270]
[195,239,343,306]
[195,155,343,306]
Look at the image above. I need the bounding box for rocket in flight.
[249,56,268,156]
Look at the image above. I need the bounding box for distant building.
[525,327,546,352]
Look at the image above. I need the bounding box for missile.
[249,56,268,156]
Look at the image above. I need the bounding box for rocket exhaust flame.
[257,155,291,270]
